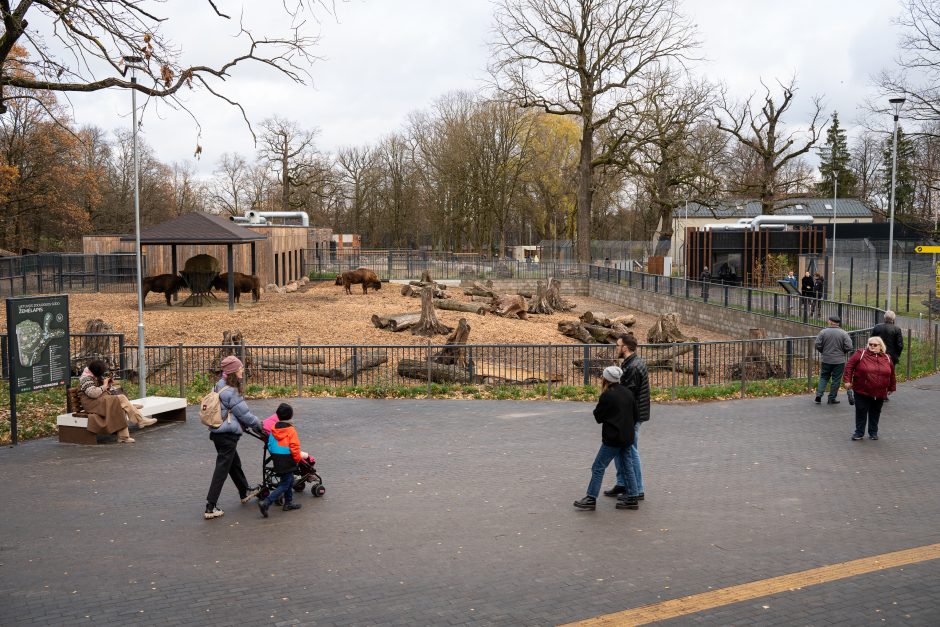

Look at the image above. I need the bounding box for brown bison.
[211,272,262,302]
[142,273,185,306]
[335,268,382,294]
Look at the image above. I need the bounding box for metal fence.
[0,253,139,298]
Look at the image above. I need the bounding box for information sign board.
[5,295,70,393]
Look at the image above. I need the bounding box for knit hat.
[220,355,243,375]
[602,366,623,383]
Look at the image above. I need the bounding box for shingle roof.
[683,198,872,219]
[120,212,267,244]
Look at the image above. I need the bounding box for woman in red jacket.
[844,336,896,441]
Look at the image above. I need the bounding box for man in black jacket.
[800,271,814,315]
[601,333,650,509]
[573,366,638,511]
[872,310,904,365]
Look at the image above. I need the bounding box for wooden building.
[83,213,308,287]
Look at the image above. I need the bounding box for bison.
[335,268,382,294]
[142,273,185,306]
[211,272,262,302]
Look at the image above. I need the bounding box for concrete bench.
[57,394,187,444]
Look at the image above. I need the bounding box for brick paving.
[1,375,939,626]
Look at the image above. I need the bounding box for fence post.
[352,347,359,386]
[848,257,854,303]
[747,289,752,313]
[785,339,793,378]
[467,346,474,383]
[906,329,911,380]
[582,345,590,386]
[94,255,100,293]
[806,340,814,388]
[546,343,553,400]
[837,303,843,324]
[426,340,432,396]
[177,343,185,398]
[906,260,912,312]
[692,343,700,386]
[875,258,881,308]
[668,276,674,296]
[671,344,677,401]
[118,333,127,375]
[934,325,938,371]
[773,293,778,317]
[296,337,302,398]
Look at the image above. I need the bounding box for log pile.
[729,328,784,380]
[579,311,636,327]
[401,282,447,299]
[463,280,496,298]
[558,308,637,345]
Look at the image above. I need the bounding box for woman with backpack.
[204,355,263,520]
[843,336,896,442]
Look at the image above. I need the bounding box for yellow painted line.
[915,245,940,253]
[559,542,940,627]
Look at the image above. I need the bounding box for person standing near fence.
[843,336,896,441]
[786,271,798,314]
[814,316,854,404]
[871,310,904,367]
[700,266,711,299]
[811,272,825,316]
[801,271,814,314]
[603,333,650,510]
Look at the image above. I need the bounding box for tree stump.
[730,328,784,380]
[411,286,453,336]
[491,294,528,319]
[433,318,471,366]
[646,313,695,344]
[72,319,121,375]
[421,269,433,284]
[219,330,251,373]
[546,277,574,311]
[527,280,554,315]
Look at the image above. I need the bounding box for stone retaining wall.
[589,281,817,338]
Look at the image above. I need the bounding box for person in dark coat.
[844,336,896,441]
[573,367,638,512]
[810,272,825,316]
[871,310,904,366]
[604,333,650,508]
[800,271,814,314]
[700,266,711,298]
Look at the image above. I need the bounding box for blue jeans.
[816,362,845,400]
[264,472,294,506]
[614,424,643,495]
[587,444,634,499]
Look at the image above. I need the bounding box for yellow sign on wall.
[915,245,940,253]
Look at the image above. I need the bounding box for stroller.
[246,427,325,505]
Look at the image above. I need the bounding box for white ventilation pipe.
[230,216,251,224]
[703,223,750,231]
[750,215,813,231]
[247,210,309,227]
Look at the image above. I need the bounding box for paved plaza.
[1,375,939,626]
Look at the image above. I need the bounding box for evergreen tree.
[881,126,917,217]
[816,112,858,198]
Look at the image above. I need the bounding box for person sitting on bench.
[79,359,157,443]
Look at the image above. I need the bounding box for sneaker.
[204,506,224,520]
[258,499,270,518]
[282,502,302,512]
[603,485,626,497]
[241,485,261,503]
[616,496,639,510]
[117,435,135,443]
[573,496,596,510]
[851,434,864,441]
[869,435,879,440]
[827,398,840,404]
[814,396,821,404]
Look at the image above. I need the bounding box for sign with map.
[5,295,70,393]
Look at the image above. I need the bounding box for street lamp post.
[831,172,838,300]
[886,96,905,312]
[123,55,147,399]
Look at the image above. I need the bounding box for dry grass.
[4,281,733,346]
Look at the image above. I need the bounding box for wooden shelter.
[118,213,267,310]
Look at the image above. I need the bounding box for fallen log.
[309,351,388,380]
[463,280,496,298]
[491,294,528,319]
[579,311,636,327]
[557,320,594,344]
[644,343,694,364]
[433,298,487,315]
[254,354,326,368]
[397,357,473,383]
[371,312,421,332]
[401,283,446,298]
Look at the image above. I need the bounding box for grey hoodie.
[814,327,854,365]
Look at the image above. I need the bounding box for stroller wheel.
[312,484,325,497]
[293,481,306,492]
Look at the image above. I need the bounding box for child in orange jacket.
[258,403,309,517]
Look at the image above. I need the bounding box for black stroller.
[246,427,325,504]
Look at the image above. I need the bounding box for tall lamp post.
[828,171,838,300]
[122,55,147,399]
[886,96,905,312]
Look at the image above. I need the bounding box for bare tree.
[875,0,940,130]
[850,131,885,209]
[715,77,824,214]
[210,153,250,216]
[258,116,319,210]
[0,1,331,137]
[491,0,697,262]
[170,161,204,216]
[337,145,380,236]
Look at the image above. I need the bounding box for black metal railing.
[0,253,139,297]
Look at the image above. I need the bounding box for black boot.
[616,496,639,510]
[573,496,596,510]
[603,485,626,497]
[283,502,302,512]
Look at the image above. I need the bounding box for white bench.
[57,395,187,444]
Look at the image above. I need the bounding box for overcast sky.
[62,0,905,178]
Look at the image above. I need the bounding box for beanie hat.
[275,403,293,421]
[220,355,243,375]
[602,366,623,383]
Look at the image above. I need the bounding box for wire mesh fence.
[0,253,140,298]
